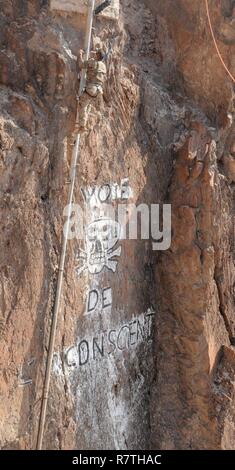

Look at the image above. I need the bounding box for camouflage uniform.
[77,56,107,132]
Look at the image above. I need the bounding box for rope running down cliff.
[205,0,235,84]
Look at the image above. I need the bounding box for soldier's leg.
[75,87,104,133]
[75,92,92,132]
[94,88,105,125]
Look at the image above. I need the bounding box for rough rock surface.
[0,0,235,450]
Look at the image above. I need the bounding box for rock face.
[0,0,235,450]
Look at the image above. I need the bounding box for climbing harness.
[36,0,96,450]
[205,0,235,84]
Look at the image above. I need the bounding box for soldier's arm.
[78,51,94,70]
[80,60,90,69]
[78,50,88,69]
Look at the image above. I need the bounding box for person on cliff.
[75,48,107,133]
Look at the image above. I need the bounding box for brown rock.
[223,154,235,182]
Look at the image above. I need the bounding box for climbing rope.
[205,0,235,84]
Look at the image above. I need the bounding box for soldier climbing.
[75,47,107,132]
[75,0,111,133]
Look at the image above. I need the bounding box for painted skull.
[85,218,121,274]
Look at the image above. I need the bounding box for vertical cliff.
[0,0,235,450]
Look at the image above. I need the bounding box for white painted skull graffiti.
[75,218,122,276]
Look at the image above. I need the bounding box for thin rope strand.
[205,0,235,83]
